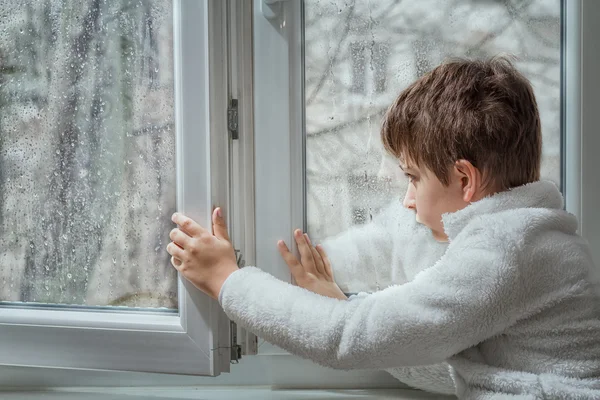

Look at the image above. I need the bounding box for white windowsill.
[0,387,455,400]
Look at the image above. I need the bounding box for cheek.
[415,198,430,218]
[415,196,443,225]
[414,195,428,219]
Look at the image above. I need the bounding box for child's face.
[400,160,473,242]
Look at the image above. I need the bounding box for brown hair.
[381,56,541,190]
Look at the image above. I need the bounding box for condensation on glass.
[305,0,561,241]
[0,0,177,309]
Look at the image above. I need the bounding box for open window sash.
[0,0,249,376]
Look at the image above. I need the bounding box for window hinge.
[234,248,245,269]
[228,99,239,140]
[230,320,242,363]
[230,248,245,364]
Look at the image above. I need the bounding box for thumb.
[212,207,230,242]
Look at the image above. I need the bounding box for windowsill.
[0,387,456,399]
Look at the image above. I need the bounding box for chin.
[432,231,449,243]
[415,214,430,228]
[417,218,448,242]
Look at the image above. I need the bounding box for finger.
[305,234,326,276]
[316,244,334,280]
[171,256,183,269]
[294,229,316,274]
[171,213,206,237]
[169,228,191,248]
[212,207,231,242]
[277,240,304,278]
[166,242,186,260]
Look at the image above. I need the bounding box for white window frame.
[254,0,306,285]
[564,0,600,266]
[254,0,600,280]
[249,0,600,386]
[0,0,233,377]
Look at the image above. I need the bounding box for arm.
[387,365,455,395]
[219,234,526,370]
[166,209,457,389]
[280,227,455,394]
[166,210,521,371]
[316,201,455,391]
[320,200,420,292]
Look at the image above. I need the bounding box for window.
[252,0,599,383]
[0,0,177,309]
[348,40,390,95]
[251,0,600,387]
[305,0,562,252]
[0,0,234,376]
[373,42,390,94]
[349,41,366,93]
[255,0,598,311]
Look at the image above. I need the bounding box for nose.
[403,184,416,210]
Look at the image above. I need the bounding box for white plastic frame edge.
[253,0,305,286]
[564,0,600,266]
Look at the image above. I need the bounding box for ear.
[452,160,482,203]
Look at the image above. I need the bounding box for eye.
[404,173,416,183]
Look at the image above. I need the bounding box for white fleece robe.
[320,198,454,394]
[219,181,600,399]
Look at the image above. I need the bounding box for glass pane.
[0,0,177,309]
[304,0,561,241]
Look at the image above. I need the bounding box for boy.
[166,58,600,399]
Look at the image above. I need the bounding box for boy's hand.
[167,208,239,300]
[278,230,347,300]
